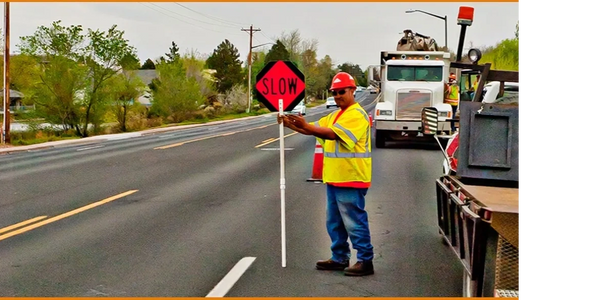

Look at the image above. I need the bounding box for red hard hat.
[449,73,457,80]
[330,72,357,90]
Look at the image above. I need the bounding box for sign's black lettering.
[260,77,300,96]
[288,78,297,94]
[261,78,270,95]
[279,78,286,95]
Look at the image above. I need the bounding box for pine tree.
[206,39,244,93]
[165,41,180,63]
[264,40,291,63]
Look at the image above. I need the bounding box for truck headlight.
[377,110,392,116]
[468,48,482,64]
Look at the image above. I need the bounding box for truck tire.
[375,130,386,148]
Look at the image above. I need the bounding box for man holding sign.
[277,72,374,276]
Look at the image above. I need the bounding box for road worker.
[277,72,375,276]
[445,73,459,131]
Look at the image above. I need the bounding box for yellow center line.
[255,132,298,148]
[0,190,138,242]
[0,216,48,234]
[154,123,278,150]
[261,138,276,144]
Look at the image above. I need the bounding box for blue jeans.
[326,184,374,262]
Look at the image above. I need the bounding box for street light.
[405,9,447,49]
[246,42,275,113]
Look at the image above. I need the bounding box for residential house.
[133,69,157,108]
[0,88,25,109]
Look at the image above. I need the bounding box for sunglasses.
[331,89,347,96]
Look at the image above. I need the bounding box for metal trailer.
[431,59,519,298]
[435,176,518,297]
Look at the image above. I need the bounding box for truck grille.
[396,91,431,120]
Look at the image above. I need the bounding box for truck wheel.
[375,130,386,148]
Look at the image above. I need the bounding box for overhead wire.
[149,3,240,29]
[138,2,245,36]
[170,2,276,49]
[173,2,247,27]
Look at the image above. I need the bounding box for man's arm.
[286,115,338,140]
[300,123,338,140]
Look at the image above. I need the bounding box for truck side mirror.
[421,107,438,136]
[367,65,381,84]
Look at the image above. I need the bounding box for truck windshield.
[387,65,443,82]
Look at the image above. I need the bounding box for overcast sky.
[6,2,518,70]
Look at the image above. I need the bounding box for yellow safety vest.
[445,84,459,106]
[311,103,372,184]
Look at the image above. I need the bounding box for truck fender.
[373,102,394,120]
[434,103,453,114]
[434,103,453,119]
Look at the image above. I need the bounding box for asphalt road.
[0,91,463,297]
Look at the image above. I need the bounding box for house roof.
[134,69,157,85]
[0,88,24,98]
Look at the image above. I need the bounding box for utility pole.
[2,2,10,144]
[241,25,261,114]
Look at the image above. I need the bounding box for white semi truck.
[368,31,456,148]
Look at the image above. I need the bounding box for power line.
[173,3,246,27]
[137,3,245,36]
[260,31,277,44]
[145,3,240,30]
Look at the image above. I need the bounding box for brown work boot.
[316,258,349,271]
[344,260,374,276]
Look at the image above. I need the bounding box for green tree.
[264,40,290,63]
[165,41,181,63]
[0,54,39,100]
[182,50,215,101]
[140,58,156,69]
[314,55,336,98]
[337,63,367,87]
[120,53,141,70]
[18,21,138,137]
[206,39,244,93]
[17,20,88,132]
[278,29,303,64]
[479,37,519,71]
[81,24,138,136]
[246,49,267,101]
[149,50,215,122]
[102,70,146,132]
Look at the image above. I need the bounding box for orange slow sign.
[255,60,305,112]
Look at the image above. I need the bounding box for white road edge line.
[205,256,256,297]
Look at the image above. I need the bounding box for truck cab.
[369,51,454,148]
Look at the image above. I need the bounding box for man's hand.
[286,114,308,130]
[277,113,337,140]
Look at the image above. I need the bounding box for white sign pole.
[278,99,287,268]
